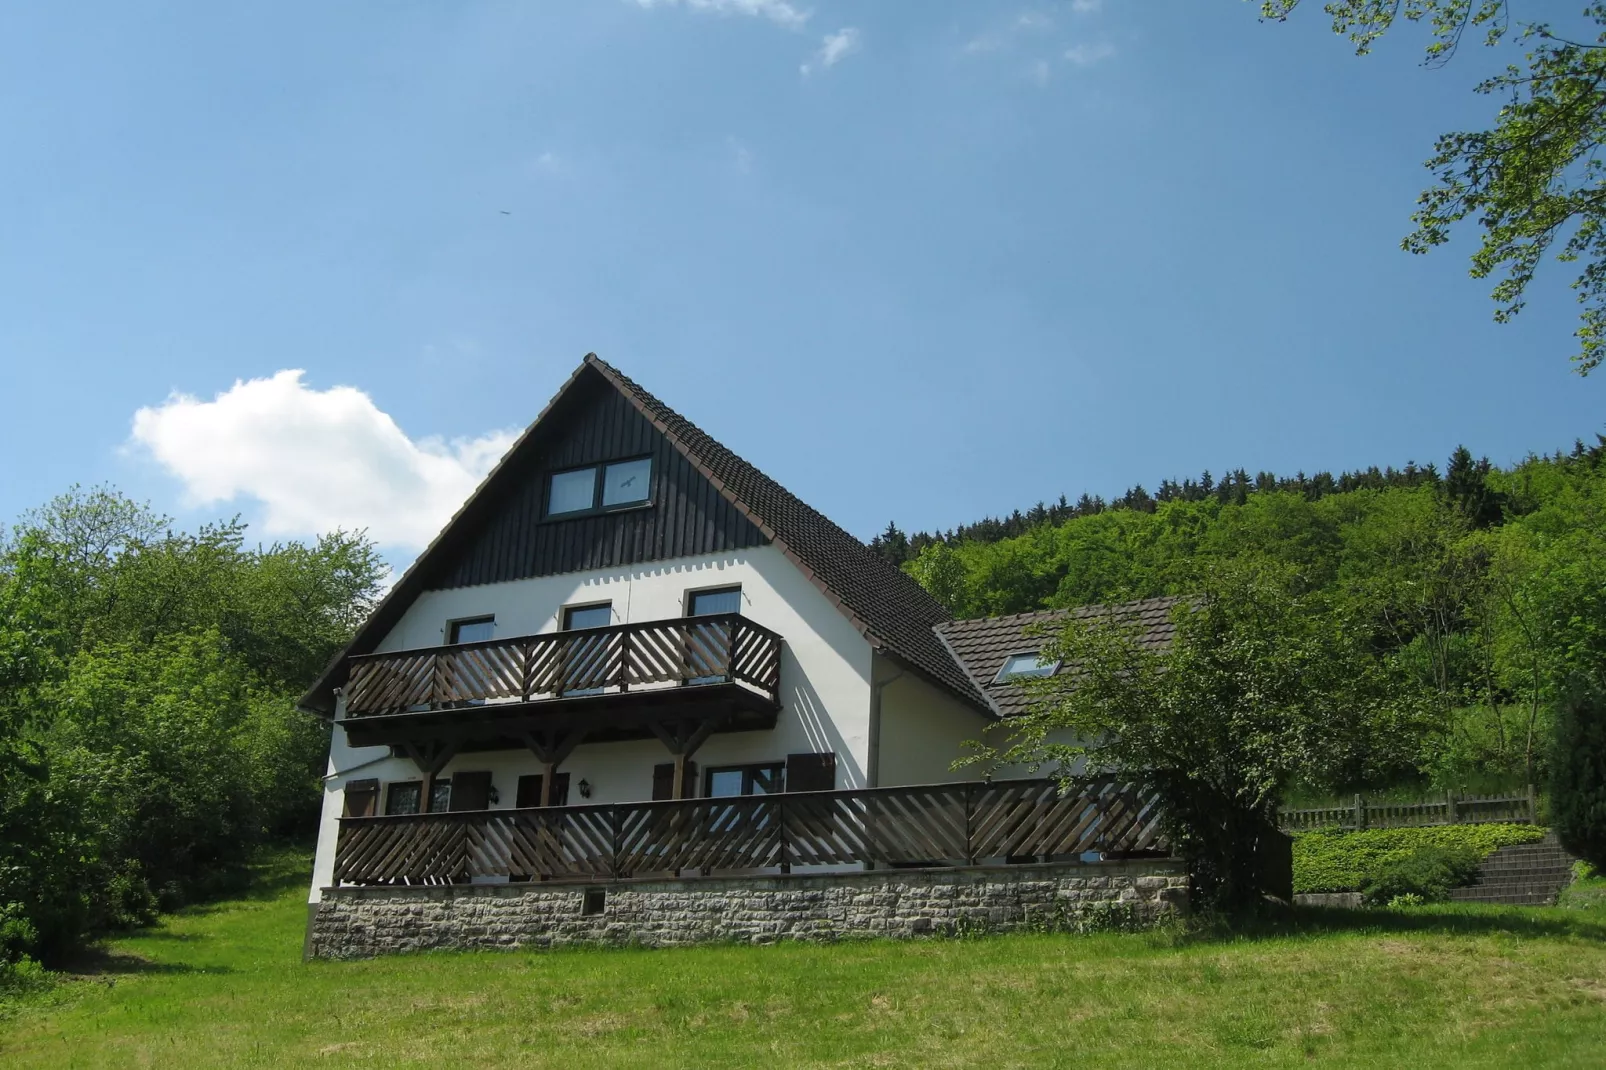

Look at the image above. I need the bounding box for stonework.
[307,860,1189,960]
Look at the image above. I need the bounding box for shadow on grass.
[50,945,232,978]
[1171,902,1606,947]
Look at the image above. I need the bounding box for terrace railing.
[343,613,783,717]
[331,778,1167,886]
[1278,789,1538,832]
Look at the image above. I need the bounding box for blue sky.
[2,0,1601,565]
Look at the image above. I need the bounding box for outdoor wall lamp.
[488,785,500,805]
[578,779,592,799]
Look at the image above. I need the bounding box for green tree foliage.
[1552,694,1606,868]
[1261,1,1606,373]
[912,443,1606,796]
[965,560,1431,910]
[0,486,384,961]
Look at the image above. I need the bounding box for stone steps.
[1446,833,1577,906]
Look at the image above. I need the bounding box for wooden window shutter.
[516,773,572,808]
[652,763,698,799]
[343,778,379,817]
[448,771,493,811]
[785,752,836,793]
[652,763,674,800]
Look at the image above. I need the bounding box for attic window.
[995,652,1059,683]
[546,457,653,517]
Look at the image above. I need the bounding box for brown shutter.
[448,771,493,811]
[786,753,836,793]
[516,773,571,807]
[652,763,674,800]
[343,778,379,817]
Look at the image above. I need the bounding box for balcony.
[331,777,1168,886]
[340,613,783,751]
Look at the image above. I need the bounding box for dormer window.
[995,652,1059,683]
[545,457,653,517]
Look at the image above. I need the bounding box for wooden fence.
[332,778,1167,886]
[343,613,783,717]
[1278,788,1537,832]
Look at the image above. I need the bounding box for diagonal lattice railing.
[331,778,1168,886]
[343,613,783,717]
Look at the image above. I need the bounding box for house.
[301,355,1185,957]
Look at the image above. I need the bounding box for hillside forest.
[879,441,1606,803]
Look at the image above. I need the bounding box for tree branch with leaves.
[1263,1,1606,373]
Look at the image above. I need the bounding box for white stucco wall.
[308,545,876,902]
[872,653,995,787]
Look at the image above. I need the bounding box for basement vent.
[582,888,607,916]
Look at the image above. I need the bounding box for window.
[429,779,453,813]
[601,457,652,508]
[705,762,785,797]
[682,586,741,686]
[687,586,742,616]
[385,781,422,816]
[548,468,596,516]
[448,616,495,644]
[995,652,1060,683]
[545,457,653,517]
[561,602,613,695]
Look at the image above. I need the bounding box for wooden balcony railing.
[331,778,1167,886]
[343,613,783,718]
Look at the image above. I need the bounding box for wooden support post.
[522,728,587,809]
[400,739,459,814]
[649,715,726,799]
[1447,791,1458,824]
[1353,794,1365,830]
[672,753,687,801]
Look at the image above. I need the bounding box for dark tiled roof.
[935,596,1184,717]
[587,356,990,711]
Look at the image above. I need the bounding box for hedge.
[1292,824,1547,895]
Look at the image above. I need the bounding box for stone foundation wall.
[308,860,1189,960]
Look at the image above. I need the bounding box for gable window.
[995,652,1060,683]
[545,457,653,517]
[448,616,495,644]
[705,762,785,797]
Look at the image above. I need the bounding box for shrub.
[1293,823,1545,894]
[1360,846,1482,905]
[1551,694,1606,871]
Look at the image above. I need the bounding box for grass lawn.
[5,851,1606,1069]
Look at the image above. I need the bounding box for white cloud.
[1070,0,1102,13]
[128,370,518,549]
[965,10,1052,56]
[1026,58,1051,87]
[728,136,754,174]
[1015,11,1054,31]
[1064,41,1116,65]
[632,0,809,30]
[801,27,860,75]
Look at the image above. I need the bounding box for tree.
[965,559,1427,910]
[1263,1,1606,373]
[1551,692,1606,868]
